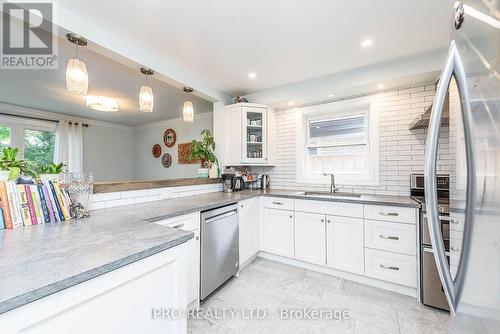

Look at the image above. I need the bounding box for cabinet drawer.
[365,248,417,287]
[294,199,363,218]
[263,197,294,210]
[364,220,416,255]
[364,205,416,224]
[151,212,200,231]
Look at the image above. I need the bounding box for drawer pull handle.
[379,234,399,240]
[379,211,398,217]
[273,202,284,205]
[380,264,400,271]
[173,223,185,229]
[451,247,460,252]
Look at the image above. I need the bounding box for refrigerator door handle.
[424,40,476,314]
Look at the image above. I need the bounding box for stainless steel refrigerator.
[424,1,500,333]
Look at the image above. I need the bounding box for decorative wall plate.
[161,153,172,168]
[152,144,162,158]
[163,128,177,148]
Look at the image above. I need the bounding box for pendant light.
[183,87,194,122]
[139,67,154,112]
[65,33,89,95]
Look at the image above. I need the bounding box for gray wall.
[133,114,214,180]
[83,124,135,182]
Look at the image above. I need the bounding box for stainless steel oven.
[411,173,450,311]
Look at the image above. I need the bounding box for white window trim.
[0,114,57,159]
[295,96,379,186]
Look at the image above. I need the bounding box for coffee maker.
[221,170,236,193]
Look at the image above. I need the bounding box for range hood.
[409,81,449,130]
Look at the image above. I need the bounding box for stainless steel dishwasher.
[200,203,239,300]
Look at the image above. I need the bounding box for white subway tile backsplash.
[89,183,222,210]
[106,198,136,208]
[251,83,452,196]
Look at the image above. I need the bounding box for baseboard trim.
[257,251,417,298]
[239,253,259,271]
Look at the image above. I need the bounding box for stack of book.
[0,180,72,229]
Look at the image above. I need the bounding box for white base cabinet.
[239,197,260,265]
[263,208,294,258]
[326,215,364,275]
[1,244,188,334]
[151,212,200,306]
[294,212,326,266]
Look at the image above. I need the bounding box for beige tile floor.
[188,258,451,334]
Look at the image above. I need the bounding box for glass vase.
[66,172,94,220]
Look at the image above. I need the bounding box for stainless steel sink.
[297,191,362,198]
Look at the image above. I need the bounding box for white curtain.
[55,120,83,173]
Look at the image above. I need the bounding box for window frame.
[0,114,57,160]
[295,96,379,186]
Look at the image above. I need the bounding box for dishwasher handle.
[204,210,238,224]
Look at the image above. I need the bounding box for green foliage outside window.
[23,129,56,167]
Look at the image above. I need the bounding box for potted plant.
[0,147,36,181]
[38,162,66,182]
[188,129,218,178]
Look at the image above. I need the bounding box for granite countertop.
[0,189,419,314]
[260,189,421,208]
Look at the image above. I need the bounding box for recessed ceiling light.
[248,72,257,79]
[315,126,321,129]
[361,39,373,48]
[288,101,294,106]
[378,84,385,89]
[328,94,333,98]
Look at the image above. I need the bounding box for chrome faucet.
[323,173,339,193]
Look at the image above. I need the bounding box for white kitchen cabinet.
[263,208,294,258]
[223,103,275,166]
[365,248,417,288]
[294,212,326,266]
[364,205,416,224]
[1,244,188,334]
[239,197,260,266]
[152,212,200,306]
[186,229,200,306]
[326,215,364,275]
[364,219,417,255]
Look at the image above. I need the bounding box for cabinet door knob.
[195,236,199,241]
[327,220,331,224]
[289,215,293,219]
[321,219,325,223]
[241,204,244,208]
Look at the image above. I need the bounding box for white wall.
[251,83,453,196]
[83,124,134,182]
[133,113,213,180]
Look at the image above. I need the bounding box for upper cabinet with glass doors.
[223,103,275,166]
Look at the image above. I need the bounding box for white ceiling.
[52,0,454,96]
[0,32,213,126]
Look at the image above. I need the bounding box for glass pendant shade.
[183,100,194,122]
[139,85,154,112]
[66,58,88,95]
